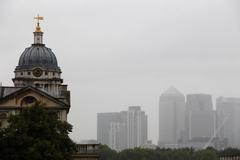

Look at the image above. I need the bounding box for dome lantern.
[33,15,44,44]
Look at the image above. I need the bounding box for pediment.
[0,86,69,109]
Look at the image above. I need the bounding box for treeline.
[98,145,240,160]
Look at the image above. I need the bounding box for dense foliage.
[0,103,76,160]
[99,145,240,160]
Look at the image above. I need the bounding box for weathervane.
[34,14,44,32]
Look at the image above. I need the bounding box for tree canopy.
[0,103,76,160]
[98,145,240,160]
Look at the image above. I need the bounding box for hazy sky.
[1,0,240,144]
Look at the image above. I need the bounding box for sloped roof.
[0,86,69,109]
[161,86,184,97]
[0,86,22,98]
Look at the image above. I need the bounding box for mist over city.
[1,0,240,154]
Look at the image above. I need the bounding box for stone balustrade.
[73,144,100,160]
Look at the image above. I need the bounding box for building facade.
[158,87,185,148]
[97,106,147,150]
[126,106,148,149]
[184,94,215,148]
[0,17,70,126]
[216,97,240,148]
[97,112,120,148]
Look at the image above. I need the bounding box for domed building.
[0,17,70,126]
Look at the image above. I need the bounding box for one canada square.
[158,87,185,148]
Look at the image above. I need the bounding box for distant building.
[216,97,240,148]
[179,137,214,149]
[141,140,158,150]
[185,94,215,145]
[109,121,126,150]
[126,106,148,148]
[158,87,185,148]
[97,106,148,150]
[97,112,120,148]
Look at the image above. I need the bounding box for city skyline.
[1,0,240,144]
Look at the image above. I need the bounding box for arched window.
[21,96,37,106]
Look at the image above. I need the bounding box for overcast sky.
[1,0,240,144]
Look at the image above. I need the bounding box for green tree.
[0,103,76,160]
[192,149,218,160]
[98,144,118,160]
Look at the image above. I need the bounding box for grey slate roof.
[15,44,61,72]
[0,87,22,98]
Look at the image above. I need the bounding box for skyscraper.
[216,97,240,148]
[97,106,148,150]
[97,112,120,148]
[126,106,148,148]
[185,94,214,141]
[109,121,125,150]
[158,87,185,148]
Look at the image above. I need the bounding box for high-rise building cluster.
[97,106,147,150]
[159,87,240,149]
[97,87,240,150]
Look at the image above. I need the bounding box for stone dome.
[16,44,61,72]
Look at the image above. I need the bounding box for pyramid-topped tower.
[161,86,184,97]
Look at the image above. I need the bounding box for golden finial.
[34,14,44,32]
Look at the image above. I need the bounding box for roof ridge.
[162,86,184,96]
